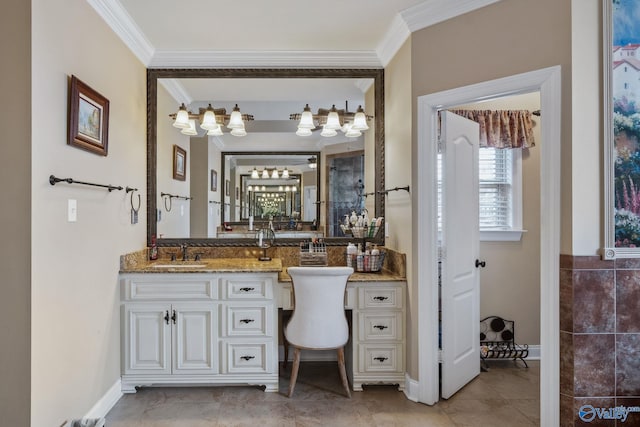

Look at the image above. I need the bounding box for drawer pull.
[239,287,255,292]
[373,325,388,330]
[374,356,388,363]
[239,319,255,324]
[240,355,255,361]
[373,296,389,301]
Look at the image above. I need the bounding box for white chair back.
[285,266,354,350]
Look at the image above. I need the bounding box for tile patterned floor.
[106,360,539,426]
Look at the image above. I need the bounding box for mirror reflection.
[147,68,384,246]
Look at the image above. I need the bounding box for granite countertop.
[120,257,283,274]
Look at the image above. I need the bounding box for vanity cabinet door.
[123,303,171,375]
[172,303,218,375]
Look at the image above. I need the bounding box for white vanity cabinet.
[120,272,279,393]
[278,279,405,391]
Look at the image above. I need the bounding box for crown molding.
[86,0,154,65]
[148,50,382,68]
[90,0,501,68]
[158,79,192,105]
[376,14,411,68]
[400,0,502,32]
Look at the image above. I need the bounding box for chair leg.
[287,347,301,397]
[337,347,351,398]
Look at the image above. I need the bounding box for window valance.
[448,110,535,149]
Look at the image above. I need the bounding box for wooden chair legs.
[287,347,301,397]
[286,346,351,398]
[337,347,351,398]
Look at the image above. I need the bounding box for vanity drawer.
[358,312,403,341]
[358,286,404,310]
[221,340,274,374]
[224,276,273,300]
[122,276,217,301]
[358,343,404,373]
[222,303,273,337]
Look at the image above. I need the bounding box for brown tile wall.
[560,255,640,426]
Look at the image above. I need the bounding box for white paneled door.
[440,111,481,399]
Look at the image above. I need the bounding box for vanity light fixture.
[308,156,317,169]
[271,169,279,179]
[251,168,260,179]
[169,103,254,137]
[282,168,289,179]
[261,169,269,179]
[290,102,372,138]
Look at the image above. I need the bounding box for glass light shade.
[173,104,190,129]
[291,186,297,192]
[345,125,362,138]
[180,119,198,136]
[320,125,337,137]
[282,168,289,179]
[279,186,284,191]
[296,127,312,137]
[271,169,279,179]
[251,168,259,179]
[247,185,253,192]
[261,186,266,191]
[230,124,246,137]
[308,158,317,169]
[352,107,369,130]
[298,105,316,129]
[325,106,341,130]
[200,105,218,131]
[207,124,223,136]
[285,186,290,191]
[261,169,269,179]
[227,104,244,129]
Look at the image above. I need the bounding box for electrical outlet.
[68,199,77,222]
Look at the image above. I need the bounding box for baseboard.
[84,379,123,420]
[526,345,540,360]
[403,373,419,402]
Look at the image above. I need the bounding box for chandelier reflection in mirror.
[170,103,254,137]
[290,102,372,138]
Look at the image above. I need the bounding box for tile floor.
[106,360,539,426]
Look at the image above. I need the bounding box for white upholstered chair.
[284,266,354,398]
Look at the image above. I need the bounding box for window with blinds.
[479,147,512,229]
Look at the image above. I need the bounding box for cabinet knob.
[164,310,170,325]
[171,310,177,324]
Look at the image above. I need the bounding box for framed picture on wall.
[603,0,640,258]
[211,169,218,191]
[67,75,110,156]
[173,145,186,181]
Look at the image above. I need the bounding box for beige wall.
[0,1,31,425]
[157,84,191,238]
[31,0,146,425]
[383,39,415,372]
[400,0,573,379]
[458,93,542,346]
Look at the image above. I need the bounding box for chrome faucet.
[180,244,188,261]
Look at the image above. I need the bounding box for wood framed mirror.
[147,68,384,246]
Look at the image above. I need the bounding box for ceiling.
[90,0,500,150]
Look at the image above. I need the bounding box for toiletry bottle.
[150,234,158,260]
[346,242,357,267]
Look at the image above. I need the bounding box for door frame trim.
[416,66,561,426]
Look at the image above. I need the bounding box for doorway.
[416,66,561,426]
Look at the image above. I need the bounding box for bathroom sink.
[151,263,207,268]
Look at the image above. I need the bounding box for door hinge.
[438,349,443,363]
